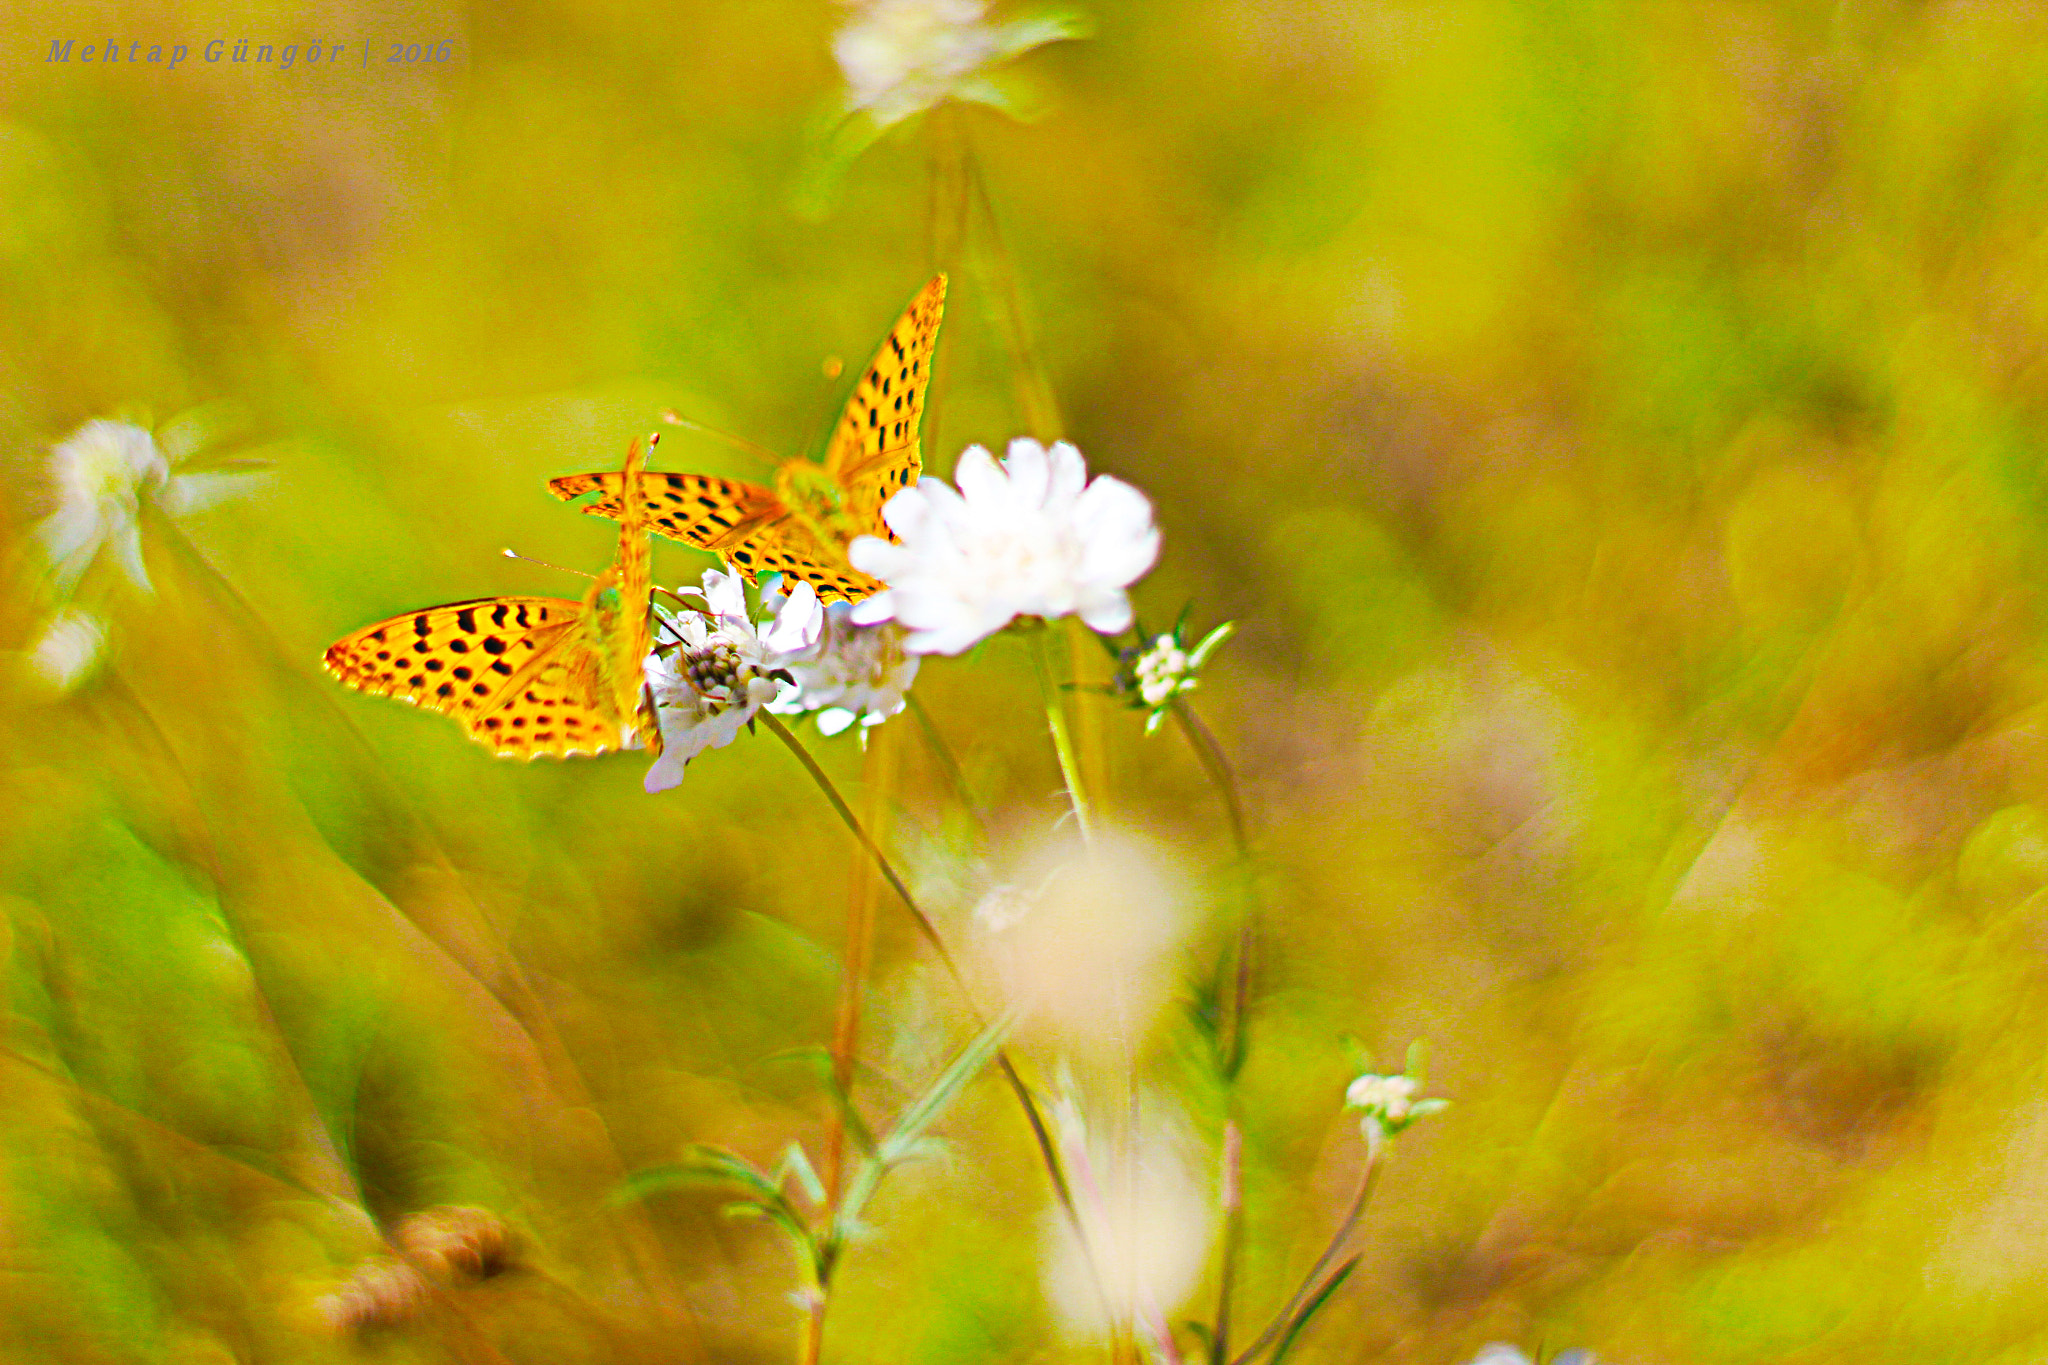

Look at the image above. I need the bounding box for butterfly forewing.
[544,276,945,606]
[824,273,946,539]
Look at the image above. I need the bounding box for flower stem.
[806,723,895,1365]
[1165,698,1257,1361]
[823,721,892,1203]
[1170,698,1248,855]
[1228,1152,1380,1365]
[1031,626,1095,843]
[1210,1120,1244,1365]
[905,693,988,838]
[760,711,1089,1248]
[763,711,956,973]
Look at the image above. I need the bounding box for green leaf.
[1270,1257,1359,1363]
[775,1142,828,1210]
[883,1012,1014,1154]
[1188,621,1237,670]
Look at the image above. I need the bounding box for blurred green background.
[7,1,2048,1360]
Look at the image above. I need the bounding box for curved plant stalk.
[1030,626,1096,843]
[906,692,989,838]
[758,712,1094,1271]
[806,721,897,1365]
[1230,1153,1380,1365]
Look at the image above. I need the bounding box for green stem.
[760,710,1087,1244]
[762,711,956,974]
[1229,1153,1379,1365]
[905,693,988,838]
[1170,699,1248,855]
[1167,698,1256,1361]
[1031,627,1095,843]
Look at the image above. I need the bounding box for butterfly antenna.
[501,547,596,580]
[659,410,780,471]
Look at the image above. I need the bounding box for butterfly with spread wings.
[322,436,664,760]
[546,275,947,605]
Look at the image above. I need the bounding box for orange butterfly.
[546,275,946,604]
[323,436,663,760]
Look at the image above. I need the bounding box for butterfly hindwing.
[548,469,785,552]
[322,596,627,759]
[824,273,947,539]
[720,530,883,604]
[474,648,626,759]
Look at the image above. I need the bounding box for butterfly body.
[547,275,947,604]
[323,438,662,760]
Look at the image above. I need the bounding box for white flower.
[1135,637,1188,707]
[1345,1073,1418,1120]
[37,416,265,594]
[766,601,920,736]
[642,570,822,793]
[1344,1066,1447,1152]
[1466,1348,1597,1365]
[27,605,109,695]
[971,882,1032,933]
[833,0,1086,129]
[1042,1095,1214,1344]
[849,438,1159,656]
[1120,620,1233,732]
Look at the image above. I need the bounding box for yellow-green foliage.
[7,1,2048,1361]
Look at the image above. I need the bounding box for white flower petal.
[1045,440,1088,506]
[643,752,687,793]
[38,506,102,578]
[1078,594,1134,636]
[951,444,1007,505]
[841,437,1160,654]
[1001,437,1051,507]
[29,606,110,694]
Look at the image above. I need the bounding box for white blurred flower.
[766,600,919,736]
[37,416,265,594]
[1344,1064,1447,1152]
[834,0,1087,128]
[971,882,1032,933]
[1345,1072,1418,1120]
[1042,1098,1215,1344]
[27,605,109,695]
[965,831,1191,1064]
[642,569,822,793]
[1466,1348,1596,1365]
[849,438,1159,656]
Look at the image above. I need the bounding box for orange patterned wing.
[322,597,629,759]
[720,526,883,604]
[824,274,946,539]
[547,468,786,553]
